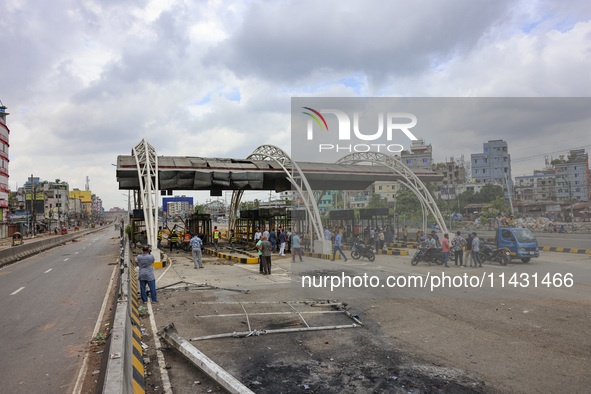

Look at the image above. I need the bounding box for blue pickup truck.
[492,227,540,263]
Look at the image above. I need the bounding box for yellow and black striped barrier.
[376,249,409,256]
[303,251,342,260]
[128,264,145,393]
[203,247,259,264]
[539,246,591,254]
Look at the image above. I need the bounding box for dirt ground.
[137,250,591,394]
[142,287,486,394]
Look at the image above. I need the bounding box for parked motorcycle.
[411,245,444,266]
[350,239,375,262]
[477,243,510,266]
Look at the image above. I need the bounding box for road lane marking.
[73,265,118,394]
[44,269,53,273]
[11,287,25,295]
[64,258,69,261]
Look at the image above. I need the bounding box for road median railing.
[102,234,146,394]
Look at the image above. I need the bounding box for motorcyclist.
[424,233,437,260]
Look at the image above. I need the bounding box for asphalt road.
[0,228,118,394]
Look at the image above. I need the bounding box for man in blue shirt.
[291,231,303,262]
[190,233,203,269]
[138,245,158,303]
[332,230,348,262]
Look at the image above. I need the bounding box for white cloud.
[2,0,591,209]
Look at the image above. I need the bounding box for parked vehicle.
[490,228,540,263]
[411,245,444,266]
[350,238,375,262]
[477,243,511,266]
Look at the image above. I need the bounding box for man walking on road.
[138,245,158,303]
[451,231,465,266]
[332,230,348,261]
[190,233,203,269]
[291,231,303,262]
[442,233,450,267]
[213,226,220,251]
[278,228,286,256]
[259,235,273,275]
[472,232,482,267]
[464,233,473,267]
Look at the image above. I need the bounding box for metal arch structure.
[336,152,448,234]
[229,145,325,245]
[131,139,160,260]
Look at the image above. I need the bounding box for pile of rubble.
[453,217,591,233]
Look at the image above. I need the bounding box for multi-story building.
[0,103,9,236]
[434,156,468,200]
[400,139,433,170]
[471,140,513,196]
[43,181,70,230]
[163,196,194,218]
[555,149,590,201]
[91,194,103,220]
[373,181,402,207]
[70,189,92,216]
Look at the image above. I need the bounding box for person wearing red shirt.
[442,233,450,268]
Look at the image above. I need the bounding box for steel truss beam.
[337,152,448,234]
[131,139,160,253]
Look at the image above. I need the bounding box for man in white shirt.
[254,228,262,242]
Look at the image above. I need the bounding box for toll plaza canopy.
[116,156,443,192]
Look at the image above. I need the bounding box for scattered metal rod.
[334,305,364,326]
[157,282,249,294]
[157,281,208,291]
[193,311,344,319]
[186,300,340,305]
[239,302,252,332]
[288,303,310,328]
[158,323,254,394]
[189,323,360,341]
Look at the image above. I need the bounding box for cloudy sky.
[2,0,591,209]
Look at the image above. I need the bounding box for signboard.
[329,210,355,220]
[25,193,45,200]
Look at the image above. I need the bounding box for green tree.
[367,193,387,209]
[394,189,421,218]
[468,183,503,204]
[194,204,205,214]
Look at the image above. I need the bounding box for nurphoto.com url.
[301,272,574,293]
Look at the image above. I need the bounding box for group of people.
[254,227,304,275]
[419,230,484,268]
[254,227,292,256]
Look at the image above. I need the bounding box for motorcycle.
[477,243,510,266]
[350,239,375,262]
[411,245,444,266]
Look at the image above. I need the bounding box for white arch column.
[336,152,448,235]
[229,145,329,253]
